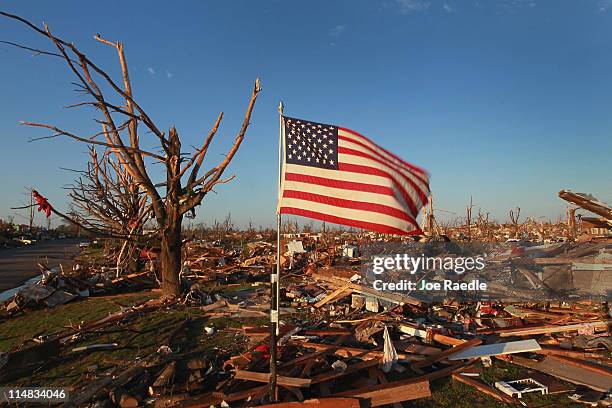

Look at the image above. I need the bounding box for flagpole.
[270,100,284,401]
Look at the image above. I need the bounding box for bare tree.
[509,207,521,238]
[1,12,260,298]
[68,147,151,276]
[465,196,473,240]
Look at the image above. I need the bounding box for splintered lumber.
[174,392,224,407]
[93,365,145,399]
[399,324,466,346]
[533,257,610,265]
[401,342,442,356]
[67,376,114,406]
[280,349,331,368]
[510,355,612,392]
[535,345,607,360]
[558,190,612,220]
[447,339,541,360]
[314,286,352,308]
[256,398,361,408]
[234,370,312,387]
[207,385,268,404]
[487,320,612,337]
[303,328,353,336]
[312,273,423,306]
[290,341,423,362]
[547,354,612,377]
[451,373,515,404]
[516,266,545,289]
[68,364,145,406]
[368,367,403,408]
[504,305,565,319]
[336,379,430,406]
[412,338,482,369]
[309,358,382,384]
[111,270,151,284]
[59,299,172,344]
[333,360,474,405]
[149,361,176,396]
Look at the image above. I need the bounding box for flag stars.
[285,117,338,169]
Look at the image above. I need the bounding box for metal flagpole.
[270,101,284,401]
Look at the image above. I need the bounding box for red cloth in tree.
[32,190,53,218]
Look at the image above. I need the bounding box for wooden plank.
[279,349,330,368]
[535,345,608,360]
[368,367,403,408]
[447,339,541,361]
[478,320,612,337]
[547,354,612,377]
[333,360,474,401]
[347,380,430,406]
[504,306,564,319]
[309,358,381,384]
[233,370,311,388]
[290,341,423,362]
[216,385,268,402]
[256,398,361,408]
[451,373,515,404]
[401,342,442,356]
[516,266,546,289]
[303,328,353,336]
[533,257,607,265]
[312,273,423,306]
[314,286,351,308]
[413,338,482,369]
[510,356,612,392]
[399,324,465,346]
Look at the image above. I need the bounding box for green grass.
[0,290,256,389]
[0,291,155,351]
[407,360,582,408]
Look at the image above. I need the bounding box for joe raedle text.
[371,254,488,293]
[373,279,487,292]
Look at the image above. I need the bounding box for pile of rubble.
[0,233,609,407]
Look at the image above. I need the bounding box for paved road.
[0,238,83,291]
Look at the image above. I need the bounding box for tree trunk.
[160,218,182,298]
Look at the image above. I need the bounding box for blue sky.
[1,0,611,229]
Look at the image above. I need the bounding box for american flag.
[279,116,430,235]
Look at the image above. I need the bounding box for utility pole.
[29,189,34,231]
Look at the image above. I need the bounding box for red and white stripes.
[279,125,430,235]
